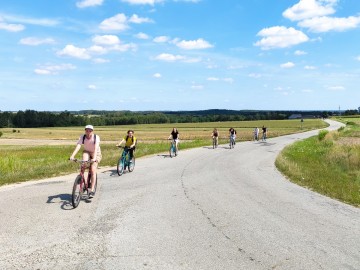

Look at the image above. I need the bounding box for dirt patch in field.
[337,137,360,146]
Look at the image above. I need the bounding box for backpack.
[82,134,97,144]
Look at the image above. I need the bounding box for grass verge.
[276,121,360,207]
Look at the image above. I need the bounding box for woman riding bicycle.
[229,127,237,145]
[70,125,102,198]
[212,128,219,147]
[168,127,179,152]
[116,130,137,162]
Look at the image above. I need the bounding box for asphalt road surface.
[0,119,359,270]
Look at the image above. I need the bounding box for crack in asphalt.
[179,152,265,268]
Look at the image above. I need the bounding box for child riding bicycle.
[116,130,137,162]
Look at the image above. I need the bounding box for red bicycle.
[70,159,98,208]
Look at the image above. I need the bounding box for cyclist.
[262,125,267,141]
[116,130,137,162]
[253,127,259,141]
[212,128,219,147]
[229,127,237,145]
[168,127,179,152]
[70,125,102,198]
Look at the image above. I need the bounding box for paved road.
[0,120,359,270]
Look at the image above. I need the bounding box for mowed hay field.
[0,119,327,186]
[0,119,326,143]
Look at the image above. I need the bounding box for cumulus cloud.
[19,37,55,46]
[92,35,120,45]
[304,65,316,70]
[155,53,185,61]
[280,62,295,68]
[129,14,153,24]
[294,50,307,55]
[34,63,76,75]
[283,0,337,21]
[76,0,103,8]
[175,38,213,50]
[99,14,129,31]
[356,56,360,61]
[153,73,162,78]
[191,84,204,90]
[93,58,110,63]
[153,36,170,43]
[99,13,152,31]
[88,84,97,90]
[135,32,150,39]
[255,26,309,50]
[298,15,360,32]
[57,45,91,59]
[207,77,219,81]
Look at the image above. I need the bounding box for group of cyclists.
[69,125,268,198]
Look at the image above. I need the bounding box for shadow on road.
[47,193,73,210]
[157,154,173,158]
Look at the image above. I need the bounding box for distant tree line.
[0,109,338,128]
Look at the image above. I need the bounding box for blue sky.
[0,0,359,111]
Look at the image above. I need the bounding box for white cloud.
[155,53,185,61]
[207,77,219,81]
[34,63,76,75]
[280,62,295,68]
[176,38,213,50]
[294,50,307,55]
[356,56,360,61]
[153,73,162,78]
[111,43,137,52]
[92,35,120,45]
[135,32,150,39]
[88,45,108,54]
[299,15,360,32]
[0,14,58,27]
[88,84,97,90]
[283,0,337,21]
[302,89,313,93]
[99,14,129,31]
[223,78,234,83]
[76,0,103,8]
[255,26,309,50]
[304,65,316,70]
[19,37,55,46]
[327,85,345,91]
[129,14,153,24]
[153,36,170,43]
[57,45,91,59]
[0,22,24,32]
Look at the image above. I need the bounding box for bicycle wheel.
[213,138,216,149]
[128,157,135,172]
[72,175,83,208]
[169,145,175,158]
[117,157,125,176]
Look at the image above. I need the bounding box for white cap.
[85,125,94,130]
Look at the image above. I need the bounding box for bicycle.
[70,159,97,208]
[117,146,135,176]
[229,136,235,149]
[169,139,178,157]
[212,136,218,149]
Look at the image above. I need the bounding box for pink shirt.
[77,134,101,156]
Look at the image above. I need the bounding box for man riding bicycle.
[70,125,101,198]
[116,130,137,162]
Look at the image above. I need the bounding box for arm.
[70,144,81,160]
[116,139,125,146]
[130,138,136,148]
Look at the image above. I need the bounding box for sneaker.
[89,192,95,198]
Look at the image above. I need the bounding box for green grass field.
[276,119,360,207]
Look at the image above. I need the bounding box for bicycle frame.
[169,139,177,157]
[117,146,135,176]
[71,159,95,208]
